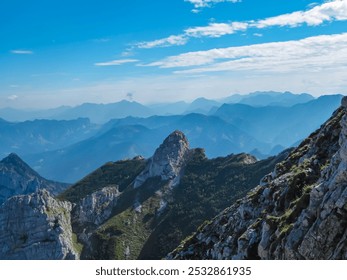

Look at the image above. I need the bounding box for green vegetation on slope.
[58,158,146,203]
[59,149,287,260]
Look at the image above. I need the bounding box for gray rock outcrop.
[134,130,190,188]
[73,186,120,227]
[0,189,78,259]
[168,97,347,260]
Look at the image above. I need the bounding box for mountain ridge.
[168,98,347,260]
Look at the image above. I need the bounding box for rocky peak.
[0,154,68,205]
[134,130,190,188]
[1,153,35,173]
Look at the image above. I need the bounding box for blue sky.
[1,0,347,108]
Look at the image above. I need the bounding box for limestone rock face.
[0,153,68,205]
[0,189,78,260]
[134,130,190,188]
[168,98,347,260]
[73,186,120,227]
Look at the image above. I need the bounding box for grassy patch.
[72,233,84,256]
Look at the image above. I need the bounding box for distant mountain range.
[220,91,314,107]
[0,92,343,182]
[0,91,317,123]
[0,118,98,157]
[215,95,342,147]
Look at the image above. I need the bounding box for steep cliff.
[0,190,78,259]
[168,98,347,260]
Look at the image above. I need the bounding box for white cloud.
[145,33,347,76]
[134,0,347,48]
[185,0,241,9]
[185,22,248,37]
[136,35,188,49]
[7,95,18,101]
[255,0,347,28]
[94,59,139,66]
[10,50,33,54]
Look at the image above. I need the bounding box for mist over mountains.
[0,91,317,123]
[0,91,343,182]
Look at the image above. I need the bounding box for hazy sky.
[1,0,347,108]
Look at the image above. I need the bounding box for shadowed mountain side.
[0,153,69,204]
[24,125,154,183]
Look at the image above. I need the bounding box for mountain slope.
[24,125,158,183]
[168,98,347,260]
[0,153,69,204]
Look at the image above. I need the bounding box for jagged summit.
[134,130,190,188]
[1,153,21,162]
[160,130,188,148]
[1,153,38,173]
[2,152,26,163]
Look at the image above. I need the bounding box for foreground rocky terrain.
[0,190,78,259]
[168,98,347,260]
